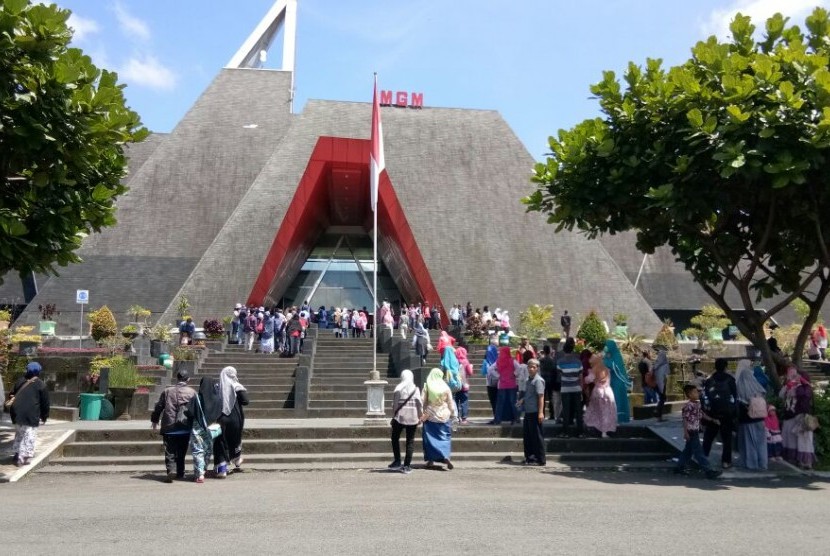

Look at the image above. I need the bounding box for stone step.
[60,437,667,458]
[72,424,658,442]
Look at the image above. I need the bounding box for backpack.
[445,368,463,393]
[748,395,768,419]
[704,376,735,416]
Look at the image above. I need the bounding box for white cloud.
[113,1,150,41]
[701,0,830,39]
[120,55,177,91]
[67,13,99,42]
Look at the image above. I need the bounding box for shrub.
[121,324,138,336]
[814,388,830,468]
[203,319,224,339]
[576,310,607,351]
[90,306,117,341]
[0,309,11,322]
[149,323,172,343]
[518,304,555,340]
[107,357,154,388]
[127,305,151,323]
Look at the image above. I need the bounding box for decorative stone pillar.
[364,370,388,425]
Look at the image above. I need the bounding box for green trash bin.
[79,393,105,421]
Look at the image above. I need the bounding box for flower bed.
[36,347,108,355]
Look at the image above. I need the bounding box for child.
[765,404,784,462]
[675,384,723,479]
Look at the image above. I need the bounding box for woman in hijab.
[583,354,617,437]
[437,330,455,355]
[603,340,632,424]
[412,321,430,366]
[188,376,222,483]
[389,370,423,474]
[8,362,50,467]
[455,347,474,424]
[494,346,520,425]
[779,366,816,470]
[213,366,249,478]
[735,359,768,470]
[419,368,457,469]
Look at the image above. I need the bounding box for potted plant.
[121,324,139,340]
[203,318,224,340]
[222,316,233,342]
[149,323,172,358]
[0,308,11,331]
[10,326,41,355]
[613,313,628,338]
[127,305,152,335]
[687,304,730,353]
[175,296,190,326]
[546,332,562,351]
[172,345,198,375]
[38,303,58,336]
[107,356,154,420]
[90,306,117,342]
[653,323,678,351]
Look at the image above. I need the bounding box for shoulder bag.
[390,389,417,426]
[4,378,36,411]
[195,394,222,440]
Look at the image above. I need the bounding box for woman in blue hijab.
[481,340,498,376]
[603,339,632,424]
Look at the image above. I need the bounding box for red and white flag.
[370,74,385,212]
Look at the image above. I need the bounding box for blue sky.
[52,0,828,159]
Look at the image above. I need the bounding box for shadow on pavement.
[544,469,828,491]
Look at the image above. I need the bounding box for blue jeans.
[643,386,658,405]
[494,388,518,424]
[453,390,469,420]
[676,430,713,472]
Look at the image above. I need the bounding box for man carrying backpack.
[702,358,738,469]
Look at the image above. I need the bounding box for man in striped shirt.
[557,337,584,438]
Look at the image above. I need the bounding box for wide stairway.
[195,344,298,417]
[308,331,493,417]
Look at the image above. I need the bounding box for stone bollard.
[364,369,388,426]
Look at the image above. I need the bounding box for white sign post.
[76,290,89,348]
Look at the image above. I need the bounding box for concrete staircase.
[41,423,675,473]
[308,333,493,418]
[195,344,298,418]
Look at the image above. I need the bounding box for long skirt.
[12,425,38,458]
[782,417,817,468]
[422,420,452,462]
[584,384,617,434]
[260,336,275,354]
[737,421,768,470]
[494,388,518,424]
[214,408,244,467]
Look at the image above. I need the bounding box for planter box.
[173,360,196,375]
[18,340,39,356]
[150,340,169,358]
[39,320,57,336]
[614,325,628,338]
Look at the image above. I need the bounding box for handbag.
[195,394,223,439]
[4,378,36,411]
[803,414,820,432]
[748,396,767,419]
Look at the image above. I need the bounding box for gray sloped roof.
[14,69,295,333]
[164,98,662,335]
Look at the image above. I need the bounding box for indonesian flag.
[370,74,385,212]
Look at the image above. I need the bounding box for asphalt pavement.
[2,468,828,554]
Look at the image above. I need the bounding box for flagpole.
[372,73,378,375]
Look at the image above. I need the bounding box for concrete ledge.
[50,406,79,422]
[1,428,75,483]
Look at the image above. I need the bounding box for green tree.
[90,305,117,342]
[525,9,830,383]
[518,304,555,339]
[576,310,607,350]
[0,0,147,281]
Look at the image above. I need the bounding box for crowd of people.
[226,303,310,355]
[150,366,248,483]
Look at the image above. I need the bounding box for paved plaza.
[2,468,829,554]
